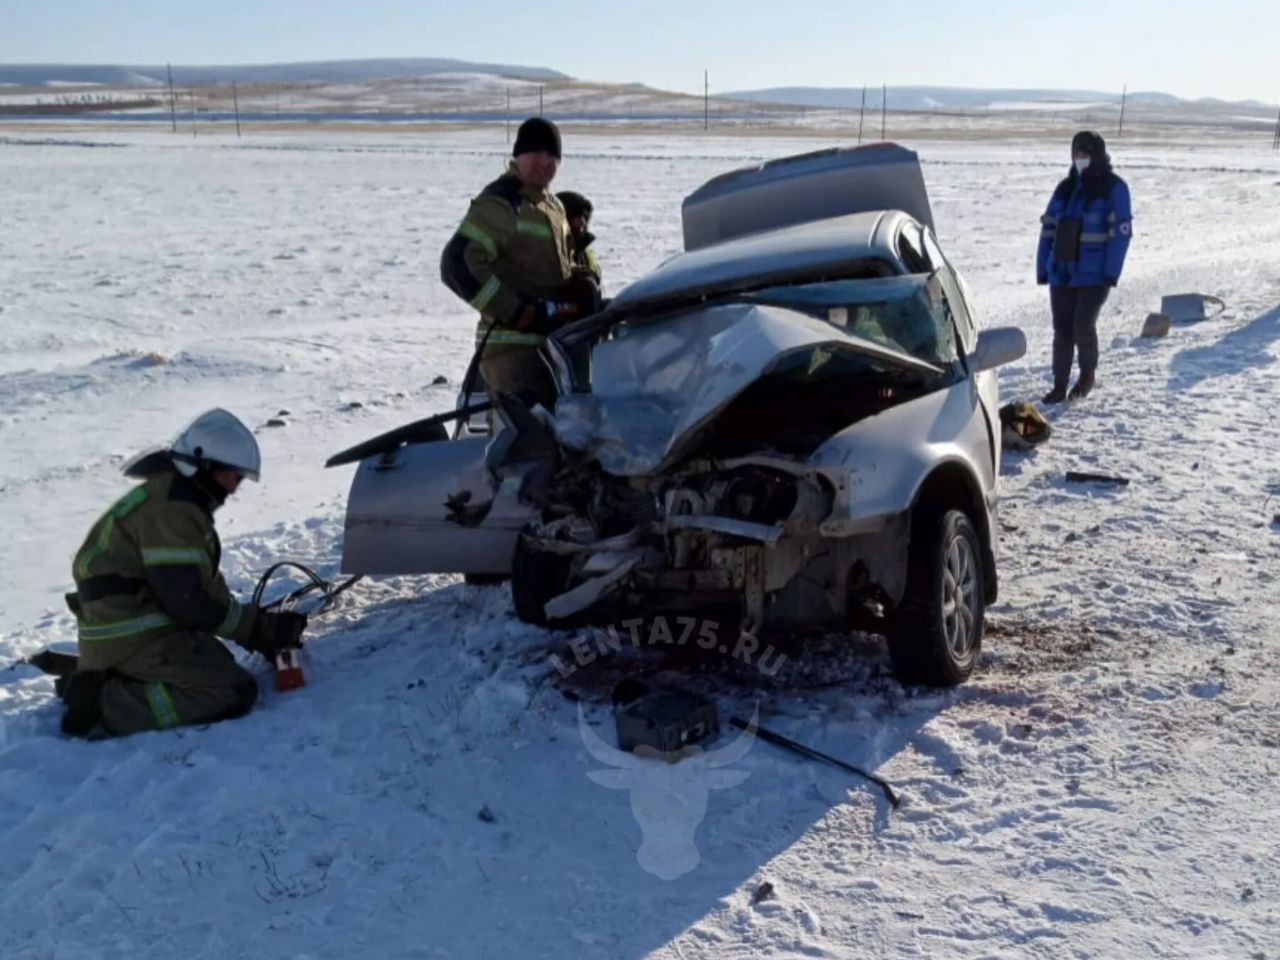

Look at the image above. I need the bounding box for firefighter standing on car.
[1036,130,1133,403]
[440,117,597,412]
[54,409,307,737]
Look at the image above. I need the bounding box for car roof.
[609,209,919,311]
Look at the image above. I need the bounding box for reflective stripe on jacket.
[440,162,574,348]
[1037,173,1133,287]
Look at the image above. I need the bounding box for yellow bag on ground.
[1000,401,1052,451]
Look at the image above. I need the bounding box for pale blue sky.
[2,0,1275,102]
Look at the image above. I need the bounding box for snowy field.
[1,125,1279,958]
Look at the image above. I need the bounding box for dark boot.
[1041,385,1068,404]
[1069,370,1096,400]
[59,670,106,738]
[28,649,79,677]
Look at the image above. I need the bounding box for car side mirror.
[972,327,1026,372]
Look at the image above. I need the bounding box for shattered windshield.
[737,273,959,366]
[555,299,948,476]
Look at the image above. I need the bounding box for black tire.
[887,508,985,687]
[511,529,575,627]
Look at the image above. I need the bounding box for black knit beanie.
[557,190,593,220]
[513,117,562,159]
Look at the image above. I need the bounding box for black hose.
[253,561,362,618]
[454,320,499,439]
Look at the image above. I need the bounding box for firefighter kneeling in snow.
[55,409,307,737]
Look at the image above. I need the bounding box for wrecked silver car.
[331,145,1026,686]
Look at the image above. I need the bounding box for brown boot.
[1068,371,1096,400]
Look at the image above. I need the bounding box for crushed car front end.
[507,276,962,634]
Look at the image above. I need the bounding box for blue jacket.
[1037,172,1132,288]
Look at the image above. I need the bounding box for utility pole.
[189,88,197,138]
[166,62,177,132]
[1118,82,1127,137]
[538,85,543,117]
[704,70,709,131]
[881,83,887,141]
[506,87,511,143]
[857,85,866,144]
[232,80,241,137]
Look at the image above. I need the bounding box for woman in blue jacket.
[1037,130,1133,402]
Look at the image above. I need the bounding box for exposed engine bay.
[508,383,919,635]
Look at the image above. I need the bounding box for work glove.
[250,609,308,659]
[514,299,580,335]
[561,272,603,316]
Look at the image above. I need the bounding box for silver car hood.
[551,302,942,476]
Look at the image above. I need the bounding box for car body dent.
[808,377,995,536]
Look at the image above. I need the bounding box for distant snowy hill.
[721,85,1267,112]
[0,58,570,87]
[5,64,1270,114]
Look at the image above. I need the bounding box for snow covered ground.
[1,125,1278,958]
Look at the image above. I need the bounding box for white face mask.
[1074,157,1091,174]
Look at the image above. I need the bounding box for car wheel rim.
[941,532,979,661]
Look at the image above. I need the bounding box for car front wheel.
[887,508,985,686]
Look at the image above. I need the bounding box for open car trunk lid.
[681,142,934,251]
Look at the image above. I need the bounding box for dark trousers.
[479,344,558,412]
[1050,285,1110,388]
[98,632,258,736]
